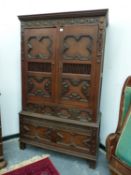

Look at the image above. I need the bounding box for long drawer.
[19,111,99,159]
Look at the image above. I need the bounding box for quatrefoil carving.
[63,35,93,60]
[27,36,52,59]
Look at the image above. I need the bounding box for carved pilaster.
[97,17,106,63]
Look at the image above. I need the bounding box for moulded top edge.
[18,9,108,25]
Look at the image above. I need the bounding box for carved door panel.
[22,28,57,108]
[58,25,98,110]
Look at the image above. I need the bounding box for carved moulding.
[26,103,93,122]
[96,17,106,63]
[21,17,99,29]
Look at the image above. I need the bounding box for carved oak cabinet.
[18,9,108,168]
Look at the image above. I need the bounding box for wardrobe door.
[22,28,57,110]
[57,25,99,122]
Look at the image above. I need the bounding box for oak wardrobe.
[18,9,108,168]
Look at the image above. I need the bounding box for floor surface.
[2,138,110,175]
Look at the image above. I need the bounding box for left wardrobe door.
[22,27,58,110]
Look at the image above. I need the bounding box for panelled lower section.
[19,111,99,160]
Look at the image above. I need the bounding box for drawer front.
[20,115,98,156]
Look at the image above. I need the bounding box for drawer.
[20,114,99,156]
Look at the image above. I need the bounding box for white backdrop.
[0,0,131,145]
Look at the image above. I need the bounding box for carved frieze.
[27,76,51,97]
[26,103,93,122]
[57,108,93,122]
[21,17,99,29]
[26,103,58,116]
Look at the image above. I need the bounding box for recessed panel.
[63,63,91,74]
[27,76,51,97]
[61,78,90,103]
[27,36,52,59]
[28,62,51,72]
[62,35,93,60]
